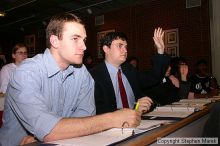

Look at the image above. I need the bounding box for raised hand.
[169,75,180,88]
[153,27,165,54]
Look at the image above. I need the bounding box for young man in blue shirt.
[0,12,141,146]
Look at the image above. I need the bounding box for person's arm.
[20,109,141,144]
[20,135,37,145]
[179,80,191,99]
[0,65,10,93]
[169,75,180,88]
[44,108,141,142]
[139,28,170,89]
[9,63,141,143]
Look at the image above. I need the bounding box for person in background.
[127,56,139,69]
[189,59,219,98]
[0,46,7,69]
[144,64,179,106]
[0,43,28,94]
[90,28,170,115]
[145,57,190,106]
[169,57,191,99]
[0,12,141,146]
[83,51,94,70]
[144,57,191,105]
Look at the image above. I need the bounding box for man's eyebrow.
[72,34,87,39]
[72,34,81,38]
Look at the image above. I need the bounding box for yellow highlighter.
[134,102,139,111]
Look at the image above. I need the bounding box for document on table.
[142,97,219,119]
[179,97,220,104]
[49,120,173,146]
[143,110,194,118]
[142,105,195,119]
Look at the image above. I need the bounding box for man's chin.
[71,60,83,65]
[120,59,126,64]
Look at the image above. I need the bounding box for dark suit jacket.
[144,77,191,106]
[90,54,170,114]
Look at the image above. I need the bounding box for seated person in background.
[0,12,141,146]
[0,43,28,94]
[90,28,170,114]
[189,59,219,98]
[170,57,192,99]
[145,57,191,105]
[127,56,139,69]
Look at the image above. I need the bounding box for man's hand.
[153,27,165,54]
[20,135,37,145]
[137,96,153,114]
[111,108,141,128]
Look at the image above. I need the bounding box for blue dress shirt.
[0,49,95,146]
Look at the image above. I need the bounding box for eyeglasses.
[111,43,128,49]
[15,51,28,55]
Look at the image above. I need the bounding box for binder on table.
[142,105,195,119]
[48,120,173,146]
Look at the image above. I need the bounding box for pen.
[134,102,139,111]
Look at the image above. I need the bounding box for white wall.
[210,0,220,85]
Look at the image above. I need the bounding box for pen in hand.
[134,102,139,111]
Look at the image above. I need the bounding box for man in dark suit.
[90,28,170,114]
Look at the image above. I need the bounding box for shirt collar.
[43,48,74,78]
[105,60,121,75]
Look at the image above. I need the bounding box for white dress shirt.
[0,63,17,93]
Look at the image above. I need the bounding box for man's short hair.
[46,12,84,48]
[100,32,128,48]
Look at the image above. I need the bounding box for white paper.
[50,120,173,146]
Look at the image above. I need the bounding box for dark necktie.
[117,69,129,108]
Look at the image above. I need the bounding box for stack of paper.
[171,102,206,111]
[143,97,220,119]
[143,108,194,118]
[49,120,173,146]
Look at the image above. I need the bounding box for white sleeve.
[0,65,10,93]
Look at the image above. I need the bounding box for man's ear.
[12,53,16,59]
[103,45,109,54]
[50,35,59,48]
